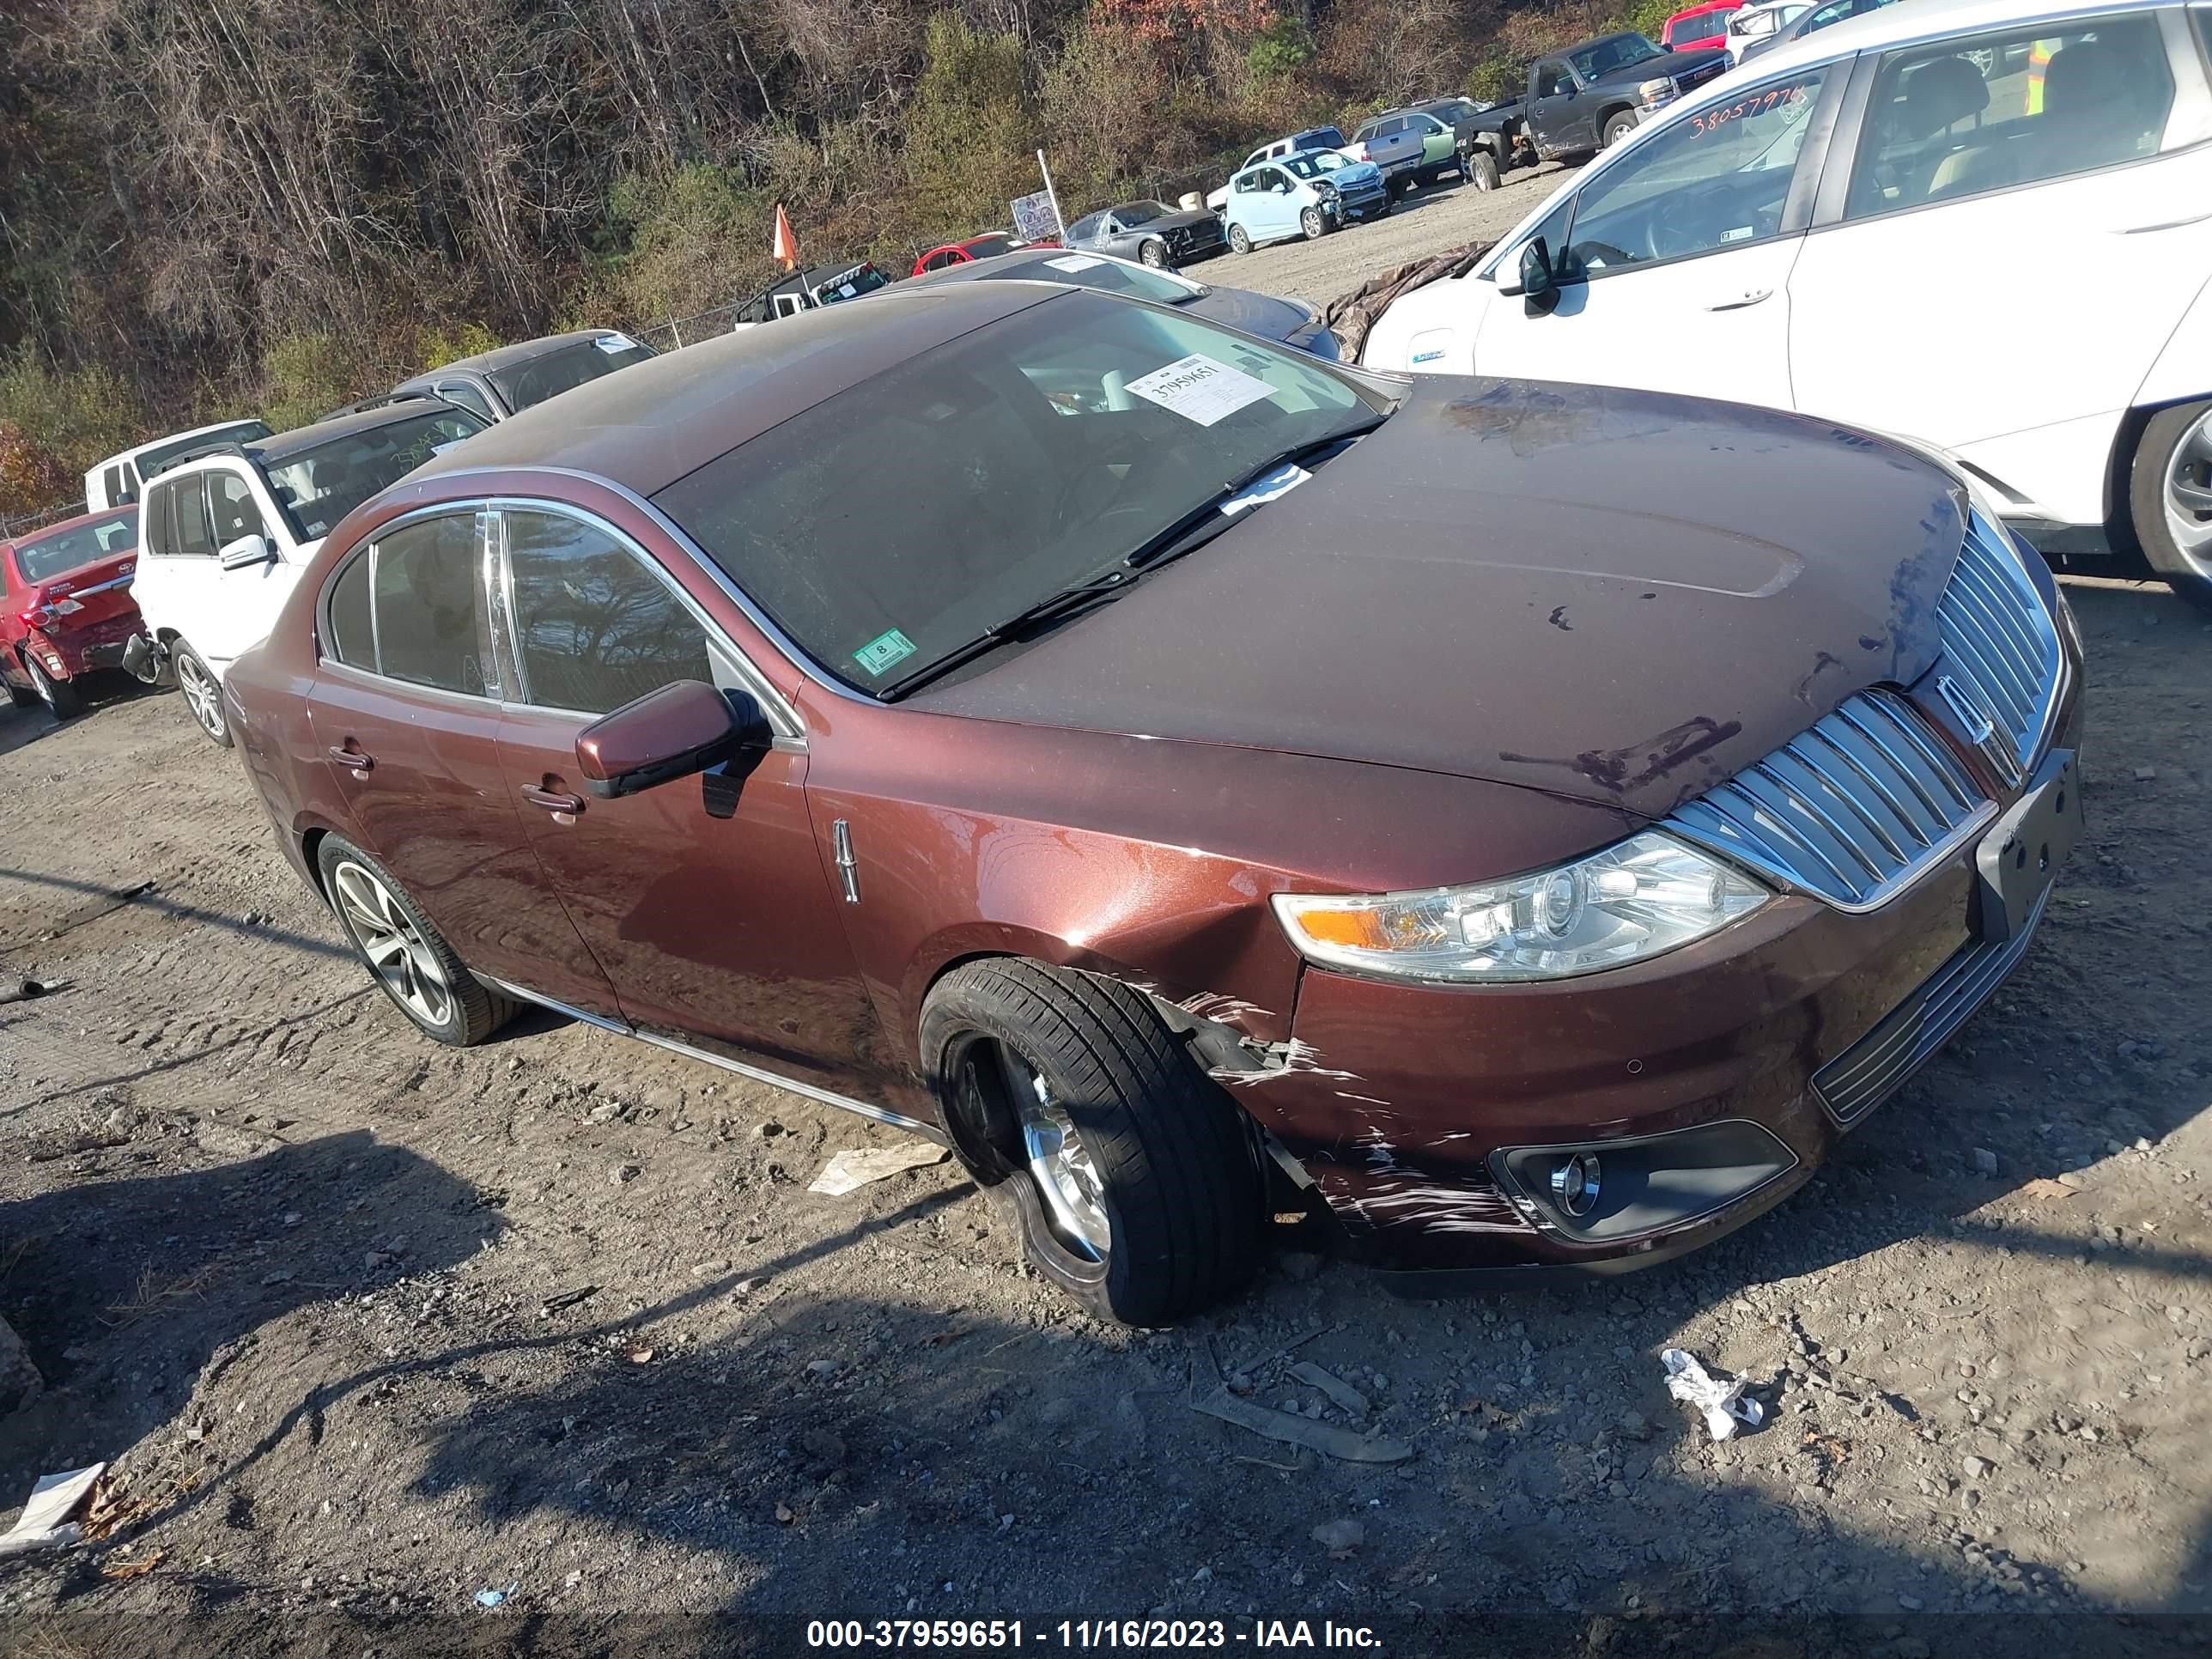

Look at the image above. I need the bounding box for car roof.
[1742,0,2142,76]
[115,417,267,461]
[395,330,624,385]
[244,402,471,467]
[406,282,1062,499]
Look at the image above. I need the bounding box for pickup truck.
[1458,30,1732,174]
[1344,111,1457,192]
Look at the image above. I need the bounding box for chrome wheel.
[331,860,453,1029]
[175,650,226,741]
[996,1045,1109,1262]
[2161,406,2212,580]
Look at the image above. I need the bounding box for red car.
[2,506,143,718]
[222,283,2081,1324]
[1660,0,1744,50]
[911,231,1053,276]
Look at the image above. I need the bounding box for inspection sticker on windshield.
[854,628,917,677]
[593,332,639,353]
[1125,355,1274,428]
[1045,255,1105,273]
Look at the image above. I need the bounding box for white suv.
[1363,0,2212,611]
[130,402,486,746]
[85,419,272,513]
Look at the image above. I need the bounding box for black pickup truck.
[1461,31,1732,178]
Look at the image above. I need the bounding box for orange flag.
[772,204,799,272]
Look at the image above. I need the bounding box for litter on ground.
[0,1464,106,1557]
[807,1142,948,1196]
[1662,1347,1765,1441]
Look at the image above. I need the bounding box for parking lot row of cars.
[2,0,2200,1330]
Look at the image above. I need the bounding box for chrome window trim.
[423,465,835,722]
[483,497,800,739]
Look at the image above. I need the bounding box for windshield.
[1115,202,1167,227]
[264,409,488,542]
[655,292,1393,695]
[1571,34,1665,78]
[1310,151,1361,174]
[14,510,137,583]
[1003,254,1199,304]
[814,265,889,306]
[138,421,272,478]
[488,335,654,414]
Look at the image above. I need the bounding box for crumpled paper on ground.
[807,1143,947,1197]
[1662,1348,1765,1441]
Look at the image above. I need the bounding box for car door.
[485,503,895,1093]
[1788,9,2212,513]
[1475,57,1842,407]
[1529,58,1593,155]
[130,474,222,665]
[1248,167,1292,239]
[304,507,621,1014]
[197,461,307,671]
[1414,113,1455,167]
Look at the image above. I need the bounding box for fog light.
[1549,1152,1602,1217]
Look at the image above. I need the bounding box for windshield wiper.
[873,568,1139,700]
[875,414,1387,701]
[1122,414,1389,573]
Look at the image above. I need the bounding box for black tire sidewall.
[26,654,79,717]
[173,643,234,747]
[2131,398,2212,614]
[1139,240,1168,267]
[315,835,507,1046]
[1603,112,1637,148]
[1229,223,1251,254]
[1471,152,1501,191]
[1301,208,1326,240]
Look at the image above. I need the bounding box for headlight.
[1316,180,1339,198]
[1637,77,1676,108]
[1271,831,1767,984]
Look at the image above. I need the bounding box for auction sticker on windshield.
[1126,355,1274,427]
[854,629,917,676]
[1045,255,1105,273]
[593,332,641,353]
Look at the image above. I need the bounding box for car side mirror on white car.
[218,533,275,570]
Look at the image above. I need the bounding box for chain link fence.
[1,499,90,541]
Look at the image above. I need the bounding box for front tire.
[1468,150,1502,191]
[317,836,514,1046]
[922,959,1262,1326]
[2131,398,2212,616]
[1228,222,1253,254]
[1139,239,1169,269]
[171,641,233,748]
[1601,110,1638,149]
[1299,206,1328,240]
[23,654,81,718]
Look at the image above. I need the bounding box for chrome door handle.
[520,784,585,817]
[1706,287,1773,312]
[326,744,374,775]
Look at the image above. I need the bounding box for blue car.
[1220,150,1389,252]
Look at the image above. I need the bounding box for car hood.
[914,377,1966,821]
[1594,47,1727,84]
[1188,287,1320,345]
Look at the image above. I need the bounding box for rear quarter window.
[325,550,374,668]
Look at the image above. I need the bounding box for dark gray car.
[1060,201,1228,270]
[372,330,656,424]
[906,248,1341,360]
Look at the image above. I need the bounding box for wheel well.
[2106,397,2212,556]
[300,828,331,904]
[1599,102,1638,131]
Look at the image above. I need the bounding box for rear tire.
[316,835,514,1046]
[922,958,1262,1326]
[1228,222,1253,254]
[171,641,233,748]
[8,662,43,709]
[2130,398,2212,616]
[23,653,81,718]
[1468,150,1502,191]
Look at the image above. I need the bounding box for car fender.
[1361,273,1492,375]
[2131,270,2212,411]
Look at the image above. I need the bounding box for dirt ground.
[3,449,2210,1650]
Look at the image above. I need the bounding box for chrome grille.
[1936,514,2063,782]
[1665,691,1990,910]
[1813,888,2050,1124]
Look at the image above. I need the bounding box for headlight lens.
[1271,831,1767,984]
[1638,77,1676,107]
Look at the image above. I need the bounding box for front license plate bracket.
[1975,748,2081,943]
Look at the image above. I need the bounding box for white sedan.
[1363,0,2212,611]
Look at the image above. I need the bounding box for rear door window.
[173,476,217,558]
[1844,15,2179,219]
[368,514,490,696]
[324,550,375,669]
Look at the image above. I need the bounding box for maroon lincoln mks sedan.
[222,281,2082,1323]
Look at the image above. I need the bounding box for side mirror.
[219,533,274,570]
[574,679,769,799]
[1519,237,1561,315]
